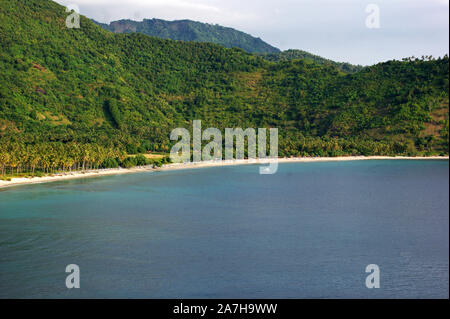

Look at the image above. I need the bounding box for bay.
[0,160,448,298]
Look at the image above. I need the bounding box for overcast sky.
[55,0,449,65]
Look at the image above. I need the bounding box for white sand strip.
[0,156,447,189]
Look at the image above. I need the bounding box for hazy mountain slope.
[94,18,280,54]
[0,0,448,168]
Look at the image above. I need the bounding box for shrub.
[153,160,163,168]
[101,158,119,168]
[120,157,137,168]
[135,154,148,166]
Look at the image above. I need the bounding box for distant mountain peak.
[93,18,280,54]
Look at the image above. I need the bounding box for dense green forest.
[95,19,363,72]
[0,0,448,178]
[261,49,364,73]
[94,18,280,54]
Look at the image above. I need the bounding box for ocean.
[0,160,448,298]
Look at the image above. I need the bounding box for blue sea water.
[0,160,448,299]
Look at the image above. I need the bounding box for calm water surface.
[0,160,448,298]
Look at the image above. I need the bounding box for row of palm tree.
[0,141,127,176]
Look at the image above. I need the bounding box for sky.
[55,0,449,65]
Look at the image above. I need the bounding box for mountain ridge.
[261,49,365,73]
[93,18,280,54]
[94,18,363,73]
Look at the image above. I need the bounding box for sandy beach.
[0,155,448,189]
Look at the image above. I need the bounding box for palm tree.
[0,146,10,176]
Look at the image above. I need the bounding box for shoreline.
[0,155,448,190]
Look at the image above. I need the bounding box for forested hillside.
[94,18,280,54]
[95,19,364,73]
[0,0,448,176]
[261,49,364,73]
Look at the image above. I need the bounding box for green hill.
[94,18,280,54]
[0,0,448,175]
[261,49,364,73]
[94,20,363,72]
